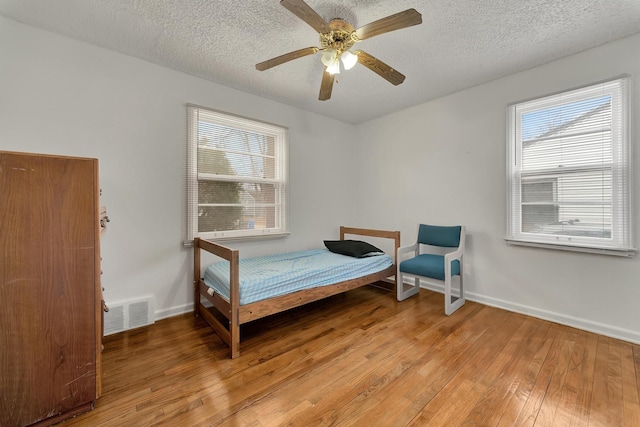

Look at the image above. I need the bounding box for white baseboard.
[415,281,640,345]
[155,303,193,321]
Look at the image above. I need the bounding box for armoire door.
[0,151,100,426]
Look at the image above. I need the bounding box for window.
[186,105,288,241]
[506,77,634,256]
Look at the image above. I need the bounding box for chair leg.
[397,274,420,301]
[444,274,465,315]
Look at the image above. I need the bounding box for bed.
[193,226,400,358]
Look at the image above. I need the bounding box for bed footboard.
[193,237,240,357]
[194,226,400,359]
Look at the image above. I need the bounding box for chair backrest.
[417,224,461,248]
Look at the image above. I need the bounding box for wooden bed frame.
[193,226,401,358]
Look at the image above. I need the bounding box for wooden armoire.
[0,151,102,426]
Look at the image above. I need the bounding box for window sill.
[505,238,637,257]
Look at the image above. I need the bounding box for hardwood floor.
[63,285,640,426]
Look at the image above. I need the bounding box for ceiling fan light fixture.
[321,48,337,67]
[340,50,358,70]
[326,60,340,74]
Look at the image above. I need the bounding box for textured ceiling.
[2,0,640,124]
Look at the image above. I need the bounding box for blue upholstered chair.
[396,224,466,315]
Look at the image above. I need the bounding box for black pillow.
[323,240,385,258]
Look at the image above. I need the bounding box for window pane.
[522,180,555,203]
[521,96,610,140]
[240,183,279,229]
[521,170,612,238]
[240,182,278,205]
[522,130,612,170]
[226,149,276,179]
[198,206,243,232]
[197,180,281,232]
[198,181,241,204]
[521,179,558,232]
[198,129,276,179]
[241,206,279,230]
[197,146,236,176]
[198,205,279,233]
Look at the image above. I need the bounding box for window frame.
[505,76,635,256]
[186,104,288,242]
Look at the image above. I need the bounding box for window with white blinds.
[506,77,635,256]
[186,105,288,241]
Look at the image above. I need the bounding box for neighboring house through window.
[186,105,288,241]
[506,77,634,255]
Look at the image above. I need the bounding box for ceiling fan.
[256,0,422,101]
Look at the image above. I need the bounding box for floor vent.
[104,297,155,335]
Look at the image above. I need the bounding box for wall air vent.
[103,296,155,335]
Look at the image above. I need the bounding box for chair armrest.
[397,243,419,262]
[444,248,463,263]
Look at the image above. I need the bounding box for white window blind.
[186,105,288,241]
[506,77,635,256]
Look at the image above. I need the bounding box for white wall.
[0,16,359,320]
[356,33,640,343]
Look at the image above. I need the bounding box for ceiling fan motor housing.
[320,19,357,52]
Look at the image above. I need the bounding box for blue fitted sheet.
[203,248,393,306]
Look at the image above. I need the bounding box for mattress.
[203,248,393,305]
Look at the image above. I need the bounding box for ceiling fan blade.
[354,9,422,41]
[280,0,331,34]
[355,50,405,86]
[318,68,334,101]
[256,47,319,71]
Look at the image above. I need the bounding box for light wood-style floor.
[64,285,640,426]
